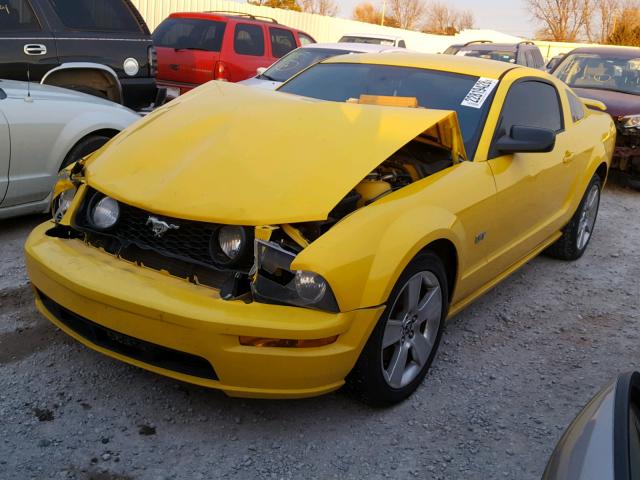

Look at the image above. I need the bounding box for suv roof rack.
[463,40,493,46]
[204,11,279,24]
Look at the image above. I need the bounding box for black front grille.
[74,188,253,289]
[38,290,218,381]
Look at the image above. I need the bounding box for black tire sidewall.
[348,251,449,406]
[60,135,111,170]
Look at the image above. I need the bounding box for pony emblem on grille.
[146,216,180,238]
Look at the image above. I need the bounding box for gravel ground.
[1,185,638,480]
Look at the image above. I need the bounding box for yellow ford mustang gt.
[26,53,615,405]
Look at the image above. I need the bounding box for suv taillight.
[214,61,229,82]
[148,46,157,77]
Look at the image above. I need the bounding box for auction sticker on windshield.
[461,78,498,109]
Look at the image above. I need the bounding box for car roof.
[459,43,525,52]
[301,42,401,53]
[340,33,404,41]
[168,11,301,30]
[323,51,518,79]
[565,46,640,58]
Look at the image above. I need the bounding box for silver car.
[0,80,139,220]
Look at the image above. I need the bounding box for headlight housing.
[89,196,120,230]
[251,240,339,312]
[52,187,77,223]
[621,114,640,129]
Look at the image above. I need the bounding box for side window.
[567,90,585,122]
[491,80,564,157]
[0,0,41,32]
[398,40,407,48]
[298,32,315,46]
[47,0,142,32]
[234,23,265,56]
[269,27,296,58]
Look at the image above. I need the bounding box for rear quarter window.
[234,23,265,56]
[298,32,315,45]
[153,18,226,52]
[47,0,142,33]
[0,0,41,31]
[567,90,585,122]
[269,27,296,58]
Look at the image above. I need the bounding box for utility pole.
[381,0,386,26]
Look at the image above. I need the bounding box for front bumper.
[26,222,383,399]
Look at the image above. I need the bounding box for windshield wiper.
[259,73,278,81]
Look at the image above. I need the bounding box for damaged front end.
[614,115,640,187]
[46,83,465,314]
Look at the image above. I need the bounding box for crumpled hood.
[85,81,464,225]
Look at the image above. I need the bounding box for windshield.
[340,36,395,46]
[262,48,356,83]
[278,63,498,159]
[554,53,640,95]
[457,49,516,64]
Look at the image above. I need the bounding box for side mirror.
[543,371,640,480]
[256,67,268,76]
[581,97,607,112]
[496,125,556,154]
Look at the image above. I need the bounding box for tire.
[546,174,602,261]
[60,135,111,170]
[347,251,449,406]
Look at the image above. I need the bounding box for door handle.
[23,44,47,56]
[562,150,575,164]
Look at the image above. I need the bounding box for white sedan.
[239,43,403,90]
[0,80,139,220]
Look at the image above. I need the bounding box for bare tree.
[608,2,640,45]
[352,2,384,24]
[423,2,474,34]
[247,0,301,10]
[388,0,427,30]
[299,0,338,16]
[527,0,593,41]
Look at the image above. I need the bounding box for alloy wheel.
[381,271,443,389]
[577,184,600,251]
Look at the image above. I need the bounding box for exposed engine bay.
[279,138,455,249]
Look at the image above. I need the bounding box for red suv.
[153,11,315,97]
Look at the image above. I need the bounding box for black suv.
[444,41,546,69]
[0,0,157,110]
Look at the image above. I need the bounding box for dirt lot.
[1,185,638,480]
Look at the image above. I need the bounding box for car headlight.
[210,226,252,267]
[52,187,77,223]
[251,240,339,312]
[621,114,640,129]
[90,196,120,229]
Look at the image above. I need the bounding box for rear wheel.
[60,134,112,170]
[546,174,601,260]
[348,251,448,406]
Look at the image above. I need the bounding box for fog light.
[294,271,327,303]
[91,196,120,229]
[239,336,339,348]
[218,226,245,260]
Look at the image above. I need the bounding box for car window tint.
[279,63,498,159]
[270,27,296,58]
[153,18,226,52]
[234,23,265,56]
[398,40,407,48]
[0,0,40,31]
[492,80,563,157]
[48,0,141,32]
[567,89,585,122]
[264,47,353,82]
[298,32,315,46]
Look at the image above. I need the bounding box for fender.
[290,162,496,313]
[41,63,123,105]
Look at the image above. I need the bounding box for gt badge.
[146,216,179,238]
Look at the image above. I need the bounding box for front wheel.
[546,174,602,261]
[347,251,448,406]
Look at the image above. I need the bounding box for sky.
[336,0,536,38]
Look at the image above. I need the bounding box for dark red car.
[553,47,640,189]
[152,11,315,97]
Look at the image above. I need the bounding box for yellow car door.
[483,78,573,277]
